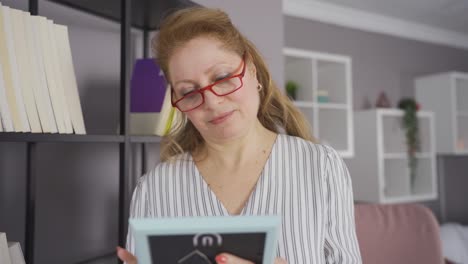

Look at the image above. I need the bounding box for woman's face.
[168,36,261,143]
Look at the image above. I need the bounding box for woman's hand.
[116,246,137,264]
[215,253,287,264]
[116,247,287,264]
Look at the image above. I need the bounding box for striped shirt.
[126,134,362,263]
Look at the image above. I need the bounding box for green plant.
[286,80,298,100]
[398,98,420,187]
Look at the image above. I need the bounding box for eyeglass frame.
[170,53,247,112]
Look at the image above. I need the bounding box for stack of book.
[0,3,86,134]
[0,232,25,264]
[130,58,180,136]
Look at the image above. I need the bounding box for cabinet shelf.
[293,101,348,110]
[47,0,196,30]
[316,103,348,110]
[383,194,438,204]
[383,153,432,159]
[284,47,354,158]
[293,101,348,109]
[346,109,437,204]
[416,72,468,154]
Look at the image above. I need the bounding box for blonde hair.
[154,7,314,162]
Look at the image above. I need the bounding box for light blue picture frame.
[129,215,281,264]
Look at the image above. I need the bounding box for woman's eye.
[177,88,195,97]
[182,90,195,96]
[215,73,230,82]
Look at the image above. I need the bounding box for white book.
[27,15,58,133]
[48,20,73,134]
[1,6,30,132]
[130,86,176,136]
[0,232,12,264]
[0,110,3,132]
[10,9,42,133]
[54,24,86,134]
[37,16,67,133]
[7,242,25,264]
[0,4,28,132]
[130,112,164,135]
[0,55,14,132]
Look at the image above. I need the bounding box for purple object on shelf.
[130,59,167,113]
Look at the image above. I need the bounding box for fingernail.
[215,254,228,264]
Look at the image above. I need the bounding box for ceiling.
[313,0,468,34]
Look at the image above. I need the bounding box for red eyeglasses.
[171,54,246,112]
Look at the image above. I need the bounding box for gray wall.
[0,0,283,263]
[193,0,284,88]
[284,15,468,110]
[284,15,468,223]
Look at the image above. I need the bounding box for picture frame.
[129,215,281,264]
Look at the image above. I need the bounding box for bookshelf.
[0,0,194,263]
[346,109,437,204]
[283,47,354,158]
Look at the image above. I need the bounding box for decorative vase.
[375,91,391,108]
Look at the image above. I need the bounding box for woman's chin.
[207,126,247,143]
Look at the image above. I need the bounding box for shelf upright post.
[119,0,132,253]
[25,142,37,264]
[29,0,38,15]
[26,3,39,264]
[140,25,150,174]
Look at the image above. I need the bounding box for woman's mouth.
[209,110,235,125]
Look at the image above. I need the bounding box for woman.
[117,7,362,264]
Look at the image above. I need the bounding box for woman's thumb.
[116,246,137,264]
[215,253,254,264]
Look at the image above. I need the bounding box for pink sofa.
[354,203,449,264]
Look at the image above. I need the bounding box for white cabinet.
[284,48,354,157]
[415,72,468,155]
[346,109,437,204]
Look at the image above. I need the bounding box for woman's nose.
[203,89,224,108]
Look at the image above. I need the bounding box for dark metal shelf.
[18,0,173,263]
[0,133,166,143]
[47,0,197,30]
[0,133,125,143]
[130,135,163,143]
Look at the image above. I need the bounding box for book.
[37,16,67,133]
[54,24,86,134]
[130,85,178,136]
[130,59,174,136]
[10,8,42,133]
[29,15,58,133]
[48,20,73,134]
[129,216,280,264]
[0,232,12,264]
[0,4,30,132]
[0,55,14,132]
[8,242,25,264]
